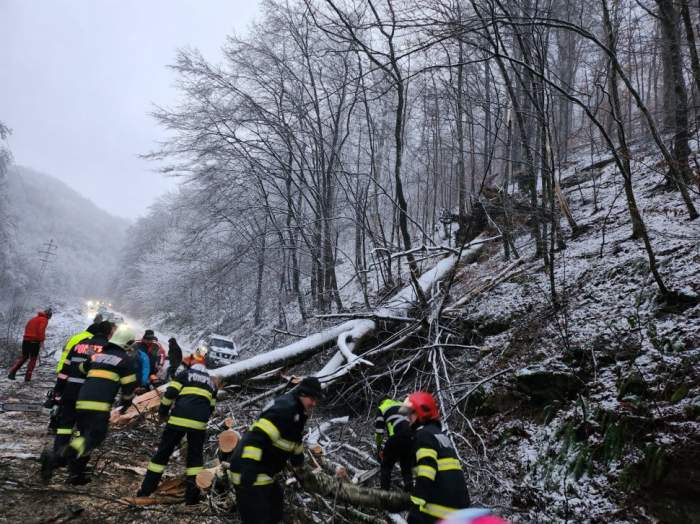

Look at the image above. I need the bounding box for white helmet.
[110,324,136,349]
[194,344,208,359]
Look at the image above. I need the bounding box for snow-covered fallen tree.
[210,234,490,386]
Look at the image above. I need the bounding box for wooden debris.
[120,477,186,506]
[109,388,164,425]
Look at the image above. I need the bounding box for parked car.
[205,334,239,366]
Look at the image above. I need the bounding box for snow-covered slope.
[445,142,700,523]
[3,165,129,301]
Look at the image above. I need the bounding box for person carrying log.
[43,324,138,485]
[136,346,218,505]
[41,320,115,476]
[399,392,470,523]
[228,376,323,524]
[375,398,413,491]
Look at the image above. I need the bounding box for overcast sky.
[0,0,260,219]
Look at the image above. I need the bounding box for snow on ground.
[444,139,700,523]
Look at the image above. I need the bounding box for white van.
[206,334,239,366]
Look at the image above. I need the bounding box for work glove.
[119,404,130,415]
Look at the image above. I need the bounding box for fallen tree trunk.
[296,465,411,512]
[211,234,490,386]
[210,320,361,383]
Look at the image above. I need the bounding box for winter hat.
[110,325,136,349]
[143,329,157,341]
[293,376,324,400]
[440,509,508,524]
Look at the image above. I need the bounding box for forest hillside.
[0,165,129,341]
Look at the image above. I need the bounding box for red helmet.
[404,392,439,422]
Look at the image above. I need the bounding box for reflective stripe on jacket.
[375,398,411,448]
[229,392,307,486]
[158,363,217,431]
[54,334,109,400]
[410,421,469,519]
[76,342,137,412]
[56,330,92,373]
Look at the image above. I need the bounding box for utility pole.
[37,238,57,286]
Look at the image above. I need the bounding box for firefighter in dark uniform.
[42,320,115,474]
[400,392,470,523]
[375,398,413,491]
[137,345,217,504]
[229,376,323,524]
[53,324,137,484]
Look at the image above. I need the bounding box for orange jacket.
[23,312,49,342]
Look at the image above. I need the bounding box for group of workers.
[6,308,507,524]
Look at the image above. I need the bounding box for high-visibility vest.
[56,330,92,373]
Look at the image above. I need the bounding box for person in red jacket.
[8,308,52,382]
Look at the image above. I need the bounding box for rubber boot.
[67,456,91,485]
[40,449,56,482]
[137,470,161,498]
[185,477,201,505]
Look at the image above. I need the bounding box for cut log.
[297,465,411,512]
[195,469,216,490]
[109,387,165,425]
[218,429,240,453]
[196,462,230,491]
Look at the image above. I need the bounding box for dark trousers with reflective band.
[53,398,78,454]
[139,425,205,502]
[8,340,41,380]
[380,434,413,491]
[234,481,284,524]
[65,410,110,476]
